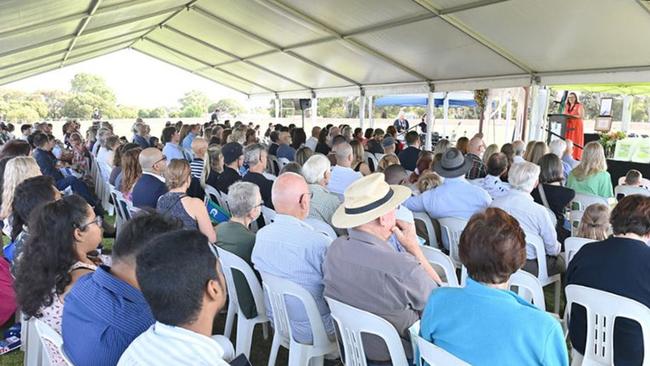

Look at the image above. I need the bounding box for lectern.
[546,114,576,145]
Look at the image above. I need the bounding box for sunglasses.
[154,155,167,165]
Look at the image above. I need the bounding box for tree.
[209,99,245,117]
[179,90,210,117]
[70,73,116,103]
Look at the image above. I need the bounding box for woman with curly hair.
[14,195,103,364]
[120,147,142,200]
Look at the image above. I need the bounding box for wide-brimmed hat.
[331,173,411,229]
[433,148,472,178]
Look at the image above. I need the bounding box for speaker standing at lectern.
[564,92,584,160]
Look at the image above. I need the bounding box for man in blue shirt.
[161,126,190,163]
[62,212,183,366]
[182,124,200,150]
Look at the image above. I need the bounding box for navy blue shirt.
[397,146,420,171]
[33,148,64,181]
[62,266,154,366]
[567,236,650,366]
[277,143,296,161]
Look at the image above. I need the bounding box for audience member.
[381,136,396,156]
[465,135,487,179]
[576,203,610,241]
[405,148,490,223]
[522,140,536,162]
[563,139,580,169]
[32,132,97,207]
[0,156,41,220]
[182,124,200,150]
[119,230,232,365]
[0,139,31,160]
[157,160,216,243]
[511,140,525,164]
[531,154,575,242]
[398,131,421,171]
[252,173,335,343]
[9,176,60,264]
[624,169,642,186]
[69,133,89,176]
[315,128,331,155]
[567,195,650,365]
[291,127,307,150]
[482,143,499,165]
[277,129,296,161]
[215,142,243,194]
[491,162,564,276]
[416,171,443,193]
[527,141,548,165]
[133,123,150,149]
[456,136,469,154]
[377,153,400,173]
[14,195,101,363]
[407,151,434,184]
[433,139,450,156]
[302,154,341,229]
[295,146,314,166]
[217,182,262,318]
[366,128,385,155]
[242,143,274,209]
[327,143,362,196]
[132,148,168,209]
[280,162,302,175]
[500,142,514,166]
[161,126,189,162]
[18,124,32,141]
[305,126,320,151]
[549,139,573,180]
[190,137,208,179]
[202,145,223,189]
[350,140,371,176]
[567,141,613,198]
[479,152,511,199]
[62,212,182,366]
[420,208,568,365]
[119,148,142,199]
[268,130,280,157]
[324,173,439,362]
[98,135,119,167]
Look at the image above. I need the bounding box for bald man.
[131,148,168,209]
[466,135,487,179]
[251,172,335,344]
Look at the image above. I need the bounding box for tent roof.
[374,92,476,107]
[2,0,650,98]
[550,83,650,96]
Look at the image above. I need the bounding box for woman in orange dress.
[564,92,584,160]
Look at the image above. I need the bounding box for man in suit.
[393,111,409,133]
[398,131,421,171]
[132,148,168,209]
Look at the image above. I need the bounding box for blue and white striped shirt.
[117,322,230,366]
[251,214,335,344]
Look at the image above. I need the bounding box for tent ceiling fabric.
[2,0,650,97]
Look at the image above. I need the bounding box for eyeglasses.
[79,216,103,230]
[154,155,167,165]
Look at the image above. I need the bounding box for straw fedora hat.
[331,173,411,229]
[433,147,473,178]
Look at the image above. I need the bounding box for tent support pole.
[443,92,449,138]
[622,94,633,132]
[275,96,280,122]
[426,88,434,151]
[521,86,529,140]
[311,92,318,130]
[505,94,512,142]
[359,88,366,130]
[368,96,374,128]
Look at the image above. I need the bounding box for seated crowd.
[1,117,648,366]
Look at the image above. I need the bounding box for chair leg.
[235,318,254,358]
[308,355,324,366]
[554,280,561,314]
[288,347,310,366]
[267,334,282,366]
[224,300,236,339]
[262,322,269,340]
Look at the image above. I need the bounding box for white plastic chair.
[22,314,43,366]
[437,217,468,268]
[304,218,337,242]
[326,297,409,366]
[216,248,269,358]
[33,318,73,366]
[96,161,115,216]
[417,336,470,366]
[364,151,379,172]
[267,155,280,176]
[204,184,220,204]
[524,231,562,313]
[261,206,276,226]
[614,184,650,199]
[420,246,459,287]
[564,237,594,264]
[508,270,546,311]
[262,273,338,366]
[412,211,438,248]
[571,193,609,212]
[565,285,650,366]
[278,157,291,171]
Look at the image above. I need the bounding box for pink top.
[0,257,16,325]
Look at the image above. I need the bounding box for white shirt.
[97,147,114,167]
[480,175,511,199]
[513,155,525,164]
[118,322,230,366]
[490,190,560,259]
[305,136,318,151]
[327,165,362,195]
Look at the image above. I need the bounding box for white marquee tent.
[2,0,650,145]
